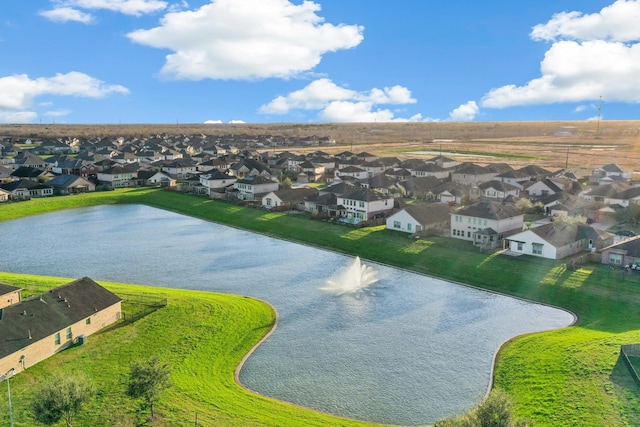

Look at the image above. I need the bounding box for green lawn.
[2,189,640,426]
[0,273,380,427]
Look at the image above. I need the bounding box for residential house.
[426,155,457,169]
[47,174,96,195]
[228,158,272,179]
[334,165,368,181]
[410,163,449,179]
[590,163,630,184]
[361,160,386,178]
[158,159,197,180]
[297,160,325,182]
[397,176,441,200]
[451,200,524,245]
[0,277,122,375]
[477,180,520,200]
[233,175,279,200]
[200,170,236,196]
[582,183,632,205]
[451,163,496,186]
[337,187,394,221]
[432,182,467,204]
[10,166,54,182]
[601,236,640,267]
[304,192,344,218]
[0,283,21,309]
[0,165,13,183]
[386,204,451,234]
[507,222,615,260]
[12,151,46,170]
[97,165,136,189]
[262,187,319,210]
[0,179,53,199]
[140,170,176,187]
[523,179,563,197]
[355,152,378,163]
[0,188,10,202]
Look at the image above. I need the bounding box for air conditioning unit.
[78,334,88,345]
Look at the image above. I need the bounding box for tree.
[434,390,533,427]
[32,373,94,427]
[126,357,171,419]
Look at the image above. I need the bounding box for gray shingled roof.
[0,277,121,359]
[402,204,451,225]
[456,200,521,220]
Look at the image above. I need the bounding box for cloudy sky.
[2,0,639,124]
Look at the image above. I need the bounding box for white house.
[261,187,319,210]
[97,165,136,188]
[451,200,523,246]
[507,222,615,260]
[200,170,236,196]
[386,204,450,234]
[477,180,520,199]
[337,187,394,221]
[233,175,279,200]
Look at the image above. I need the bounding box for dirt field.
[1,120,639,171]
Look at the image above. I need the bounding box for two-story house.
[451,200,524,246]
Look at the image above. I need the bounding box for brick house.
[0,277,122,375]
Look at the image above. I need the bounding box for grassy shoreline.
[2,189,640,426]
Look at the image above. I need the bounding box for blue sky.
[2,0,639,124]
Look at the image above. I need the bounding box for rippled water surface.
[0,205,574,425]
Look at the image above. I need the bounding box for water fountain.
[321,256,379,295]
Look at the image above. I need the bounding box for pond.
[0,205,574,425]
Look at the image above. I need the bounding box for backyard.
[2,188,640,426]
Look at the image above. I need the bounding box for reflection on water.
[0,205,574,425]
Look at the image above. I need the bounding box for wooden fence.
[620,344,640,387]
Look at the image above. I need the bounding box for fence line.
[620,345,640,387]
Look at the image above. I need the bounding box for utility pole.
[565,146,569,169]
[596,95,602,139]
[1,369,15,427]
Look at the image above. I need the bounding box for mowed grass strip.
[3,189,640,426]
[0,272,382,427]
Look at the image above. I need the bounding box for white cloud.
[448,101,479,121]
[229,119,245,123]
[46,0,167,16]
[127,0,364,80]
[259,78,417,122]
[0,72,129,118]
[531,0,640,42]
[204,119,223,124]
[39,7,95,24]
[0,111,38,124]
[44,109,72,117]
[482,1,640,109]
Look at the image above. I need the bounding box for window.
[66,327,73,340]
[532,243,543,255]
[394,221,401,229]
[86,317,91,325]
[517,242,524,251]
[609,253,623,265]
[467,231,471,238]
[54,332,61,345]
[266,198,272,206]
[407,223,412,231]
[359,201,365,208]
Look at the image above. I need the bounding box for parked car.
[615,230,637,237]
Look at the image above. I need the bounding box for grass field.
[0,273,381,427]
[3,189,640,426]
